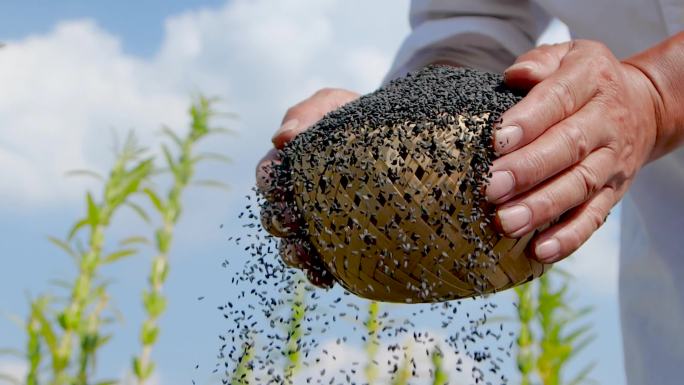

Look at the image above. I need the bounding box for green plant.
[390,343,412,385]
[24,133,154,385]
[8,96,229,385]
[515,282,536,385]
[231,340,255,385]
[133,96,230,384]
[514,272,596,385]
[363,301,380,384]
[430,346,448,385]
[283,281,306,383]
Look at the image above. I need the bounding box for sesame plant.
[363,301,380,384]
[25,132,154,385]
[430,346,448,385]
[283,282,305,382]
[3,96,230,385]
[132,96,231,384]
[514,272,596,385]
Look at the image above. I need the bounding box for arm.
[385,0,551,80]
[624,31,684,160]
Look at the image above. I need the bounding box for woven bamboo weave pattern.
[274,66,548,303]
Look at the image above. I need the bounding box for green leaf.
[95,381,119,385]
[94,334,113,350]
[155,229,172,254]
[161,144,178,177]
[119,236,150,246]
[192,179,230,191]
[207,126,235,135]
[193,152,232,164]
[133,357,154,380]
[48,279,73,290]
[143,292,167,318]
[102,249,137,264]
[160,125,183,147]
[67,218,89,241]
[65,169,104,182]
[31,301,58,356]
[143,187,164,212]
[567,362,597,385]
[566,334,596,362]
[125,201,151,223]
[140,321,160,345]
[48,236,79,260]
[86,192,100,227]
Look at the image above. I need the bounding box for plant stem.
[284,283,305,383]
[134,96,219,384]
[363,301,380,384]
[26,303,43,385]
[515,283,536,385]
[77,290,108,385]
[431,346,448,385]
[53,223,106,385]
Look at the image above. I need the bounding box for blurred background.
[0,1,624,384]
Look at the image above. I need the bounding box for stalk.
[430,346,448,385]
[77,289,108,384]
[283,282,305,383]
[363,301,380,384]
[515,283,536,385]
[52,139,152,385]
[231,340,255,385]
[390,344,412,385]
[133,96,223,384]
[26,300,46,385]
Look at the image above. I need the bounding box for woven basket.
[279,66,548,303]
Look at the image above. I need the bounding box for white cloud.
[0,0,409,209]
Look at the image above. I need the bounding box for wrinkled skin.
[256,36,684,286]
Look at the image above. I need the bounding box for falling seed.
[214,66,535,385]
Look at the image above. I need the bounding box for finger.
[260,201,301,238]
[278,238,309,269]
[504,42,572,89]
[487,101,612,203]
[306,265,335,289]
[255,148,281,201]
[496,43,603,155]
[494,147,616,238]
[528,185,617,263]
[272,88,359,149]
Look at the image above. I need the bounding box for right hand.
[255,88,360,287]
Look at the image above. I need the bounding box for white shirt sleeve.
[384,0,552,82]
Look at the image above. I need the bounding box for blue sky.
[0,0,225,57]
[0,1,625,384]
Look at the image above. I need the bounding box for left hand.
[485,40,662,263]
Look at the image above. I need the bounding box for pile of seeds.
[261,65,543,303]
[210,66,539,384]
[217,198,517,384]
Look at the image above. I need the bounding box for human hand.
[255,88,360,286]
[486,40,662,263]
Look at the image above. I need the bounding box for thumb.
[504,42,573,90]
[272,88,359,149]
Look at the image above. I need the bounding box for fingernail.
[494,125,522,154]
[497,204,530,235]
[486,171,515,202]
[272,119,299,143]
[505,61,537,74]
[535,238,560,262]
